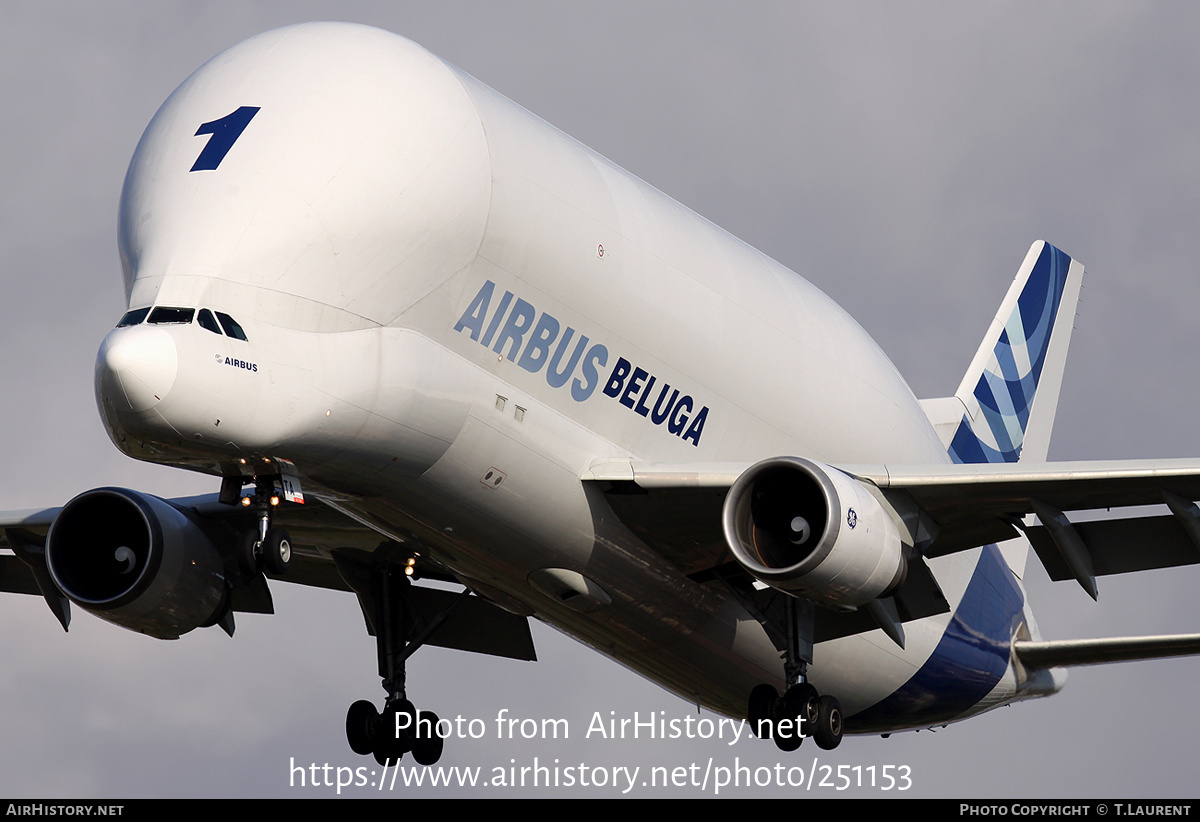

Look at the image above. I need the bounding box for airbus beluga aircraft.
[4,20,1200,769]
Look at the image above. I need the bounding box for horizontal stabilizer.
[1015,634,1200,669]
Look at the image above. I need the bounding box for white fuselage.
[98,22,1046,730]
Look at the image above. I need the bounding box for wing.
[855,458,1200,598]
[586,456,1200,633]
[0,490,535,661]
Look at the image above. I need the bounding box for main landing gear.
[223,472,447,765]
[339,560,453,766]
[346,697,444,766]
[747,597,844,751]
[749,682,843,751]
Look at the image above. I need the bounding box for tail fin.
[922,241,1085,464]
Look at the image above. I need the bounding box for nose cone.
[96,326,179,414]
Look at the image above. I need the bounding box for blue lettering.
[517,312,560,374]
[480,290,514,347]
[633,375,657,417]
[547,329,588,389]
[668,395,693,435]
[573,344,608,401]
[454,280,494,341]
[603,357,632,398]
[492,298,536,360]
[449,285,710,441]
[620,367,648,409]
[682,406,708,446]
[650,383,678,425]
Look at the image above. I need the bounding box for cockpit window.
[116,307,150,328]
[115,305,246,339]
[197,309,222,335]
[215,311,248,341]
[147,307,195,325]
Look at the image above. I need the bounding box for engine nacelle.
[46,488,228,639]
[722,457,906,609]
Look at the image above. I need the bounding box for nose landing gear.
[233,476,293,576]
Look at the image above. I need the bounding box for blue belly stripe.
[845,545,1024,733]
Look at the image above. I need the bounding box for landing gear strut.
[233,475,292,576]
[339,560,456,766]
[748,596,843,751]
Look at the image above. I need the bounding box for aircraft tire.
[346,700,378,755]
[263,526,292,575]
[238,530,260,574]
[373,699,416,764]
[373,747,399,766]
[411,710,445,766]
[783,682,819,736]
[748,684,778,738]
[814,695,843,750]
[773,721,803,752]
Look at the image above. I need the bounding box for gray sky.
[2,1,1199,798]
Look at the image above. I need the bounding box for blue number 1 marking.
[190,106,261,172]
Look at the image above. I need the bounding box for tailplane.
[1015,634,1200,668]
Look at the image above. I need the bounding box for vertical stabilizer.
[922,241,1085,465]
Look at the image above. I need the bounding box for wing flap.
[1026,514,1200,580]
[690,558,949,646]
[404,586,536,661]
[604,484,729,575]
[0,554,41,596]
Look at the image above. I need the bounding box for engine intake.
[46,488,228,639]
[722,457,906,608]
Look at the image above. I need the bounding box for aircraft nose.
[95,326,179,413]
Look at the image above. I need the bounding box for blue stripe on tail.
[948,243,1071,464]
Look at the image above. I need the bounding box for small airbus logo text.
[454,280,709,446]
[220,356,258,373]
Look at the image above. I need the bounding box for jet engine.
[45,488,228,639]
[722,457,906,609]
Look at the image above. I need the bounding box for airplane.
[5,19,1200,784]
